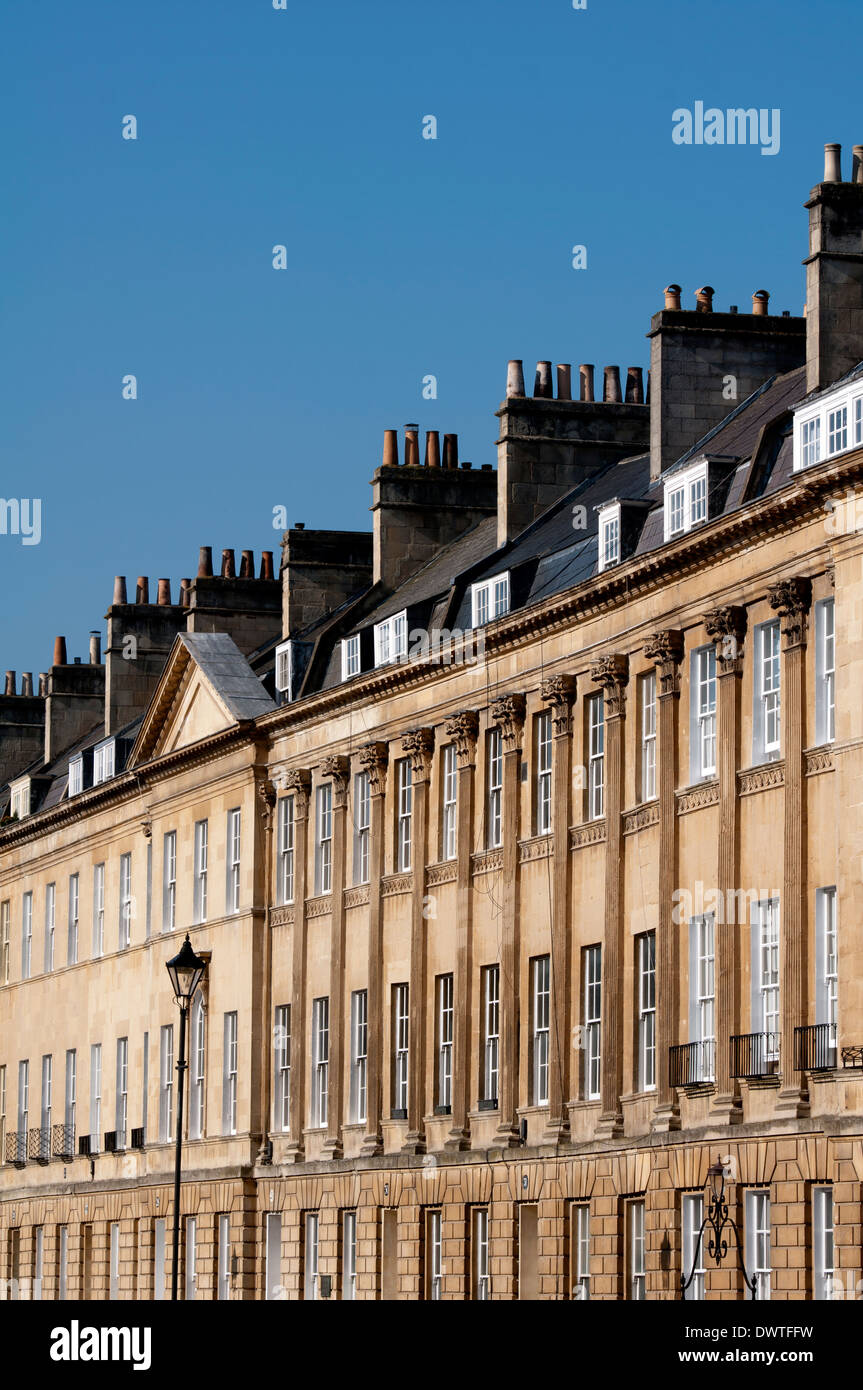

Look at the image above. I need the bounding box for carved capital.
[321,754,350,806]
[590,654,629,716]
[444,709,480,768]
[489,692,527,750]
[704,604,748,674]
[358,740,389,796]
[281,768,312,818]
[140,817,152,841]
[540,674,577,735]
[402,727,435,781]
[255,772,277,829]
[768,576,812,649]
[643,630,684,696]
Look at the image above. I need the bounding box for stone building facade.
[2,143,863,1301]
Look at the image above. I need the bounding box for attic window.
[10,780,30,820]
[471,573,510,628]
[68,757,83,797]
[341,635,360,680]
[663,461,709,541]
[794,381,863,472]
[275,640,293,701]
[92,739,115,786]
[374,611,407,667]
[597,504,621,572]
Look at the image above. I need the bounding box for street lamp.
[166,933,209,1301]
[680,1157,758,1301]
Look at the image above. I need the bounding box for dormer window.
[597,505,621,572]
[68,757,83,797]
[341,635,361,680]
[9,780,30,820]
[471,573,510,628]
[374,611,407,667]
[275,640,293,701]
[663,461,709,541]
[92,739,115,786]
[794,379,863,471]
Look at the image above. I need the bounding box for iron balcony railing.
[729,1031,781,1079]
[5,1131,27,1166]
[669,1040,716,1088]
[794,1023,837,1072]
[52,1123,76,1161]
[28,1126,52,1163]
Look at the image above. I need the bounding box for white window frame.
[588,694,605,820]
[682,1194,705,1301]
[159,1025,174,1143]
[573,1204,590,1301]
[396,758,412,872]
[342,1210,357,1301]
[274,1003,291,1133]
[1,899,9,983]
[92,739,115,786]
[22,891,33,979]
[40,1053,52,1134]
[92,865,105,958]
[584,945,602,1101]
[67,874,79,966]
[277,796,295,904]
[751,898,780,1061]
[813,1187,834,1301]
[17,1058,29,1150]
[274,640,293,700]
[690,914,716,1082]
[638,932,656,1092]
[800,415,821,469]
[162,831,177,932]
[531,955,550,1106]
[315,784,333,895]
[44,883,56,973]
[816,886,838,1053]
[536,710,552,834]
[828,403,848,455]
[487,727,503,848]
[119,852,132,950]
[10,780,30,820]
[115,1037,128,1148]
[815,598,835,745]
[597,503,621,571]
[393,983,409,1116]
[471,573,510,628]
[437,974,454,1111]
[663,460,709,540]
[223,1011,238,1136]
[185,1216,197,1301]
[428,1209,443,1301]
[89,1044,101,1154]
[373,610,408,667]
[193,819,208,924]
[311,997,329,1129]
[226,808,241,914]
[190,994,205,1140]
[68,756,83,797]
[304,1213,320,1301]
[0,1065,5,1162]
[349,990,367,1125]
[64,1049,76,1135]
[629,1200,646,1300]
[481,965,499,1106]
[109,1223,119,1301]
[265,1212,282,1301]
[441,743,457,861]
[745,1190,771,1300]
[353,771,370,885]
[756,620,781,760]
[217,1214,231,1301]
[341,635,361,681]
[691,646,717,781]
[59,1227,68,1301]
[641,671,657,801]
[473,1208,490,1301]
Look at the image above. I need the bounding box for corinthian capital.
[540,673,577,735]
[444,710,480,768]
[590,654,629,716]
[402,727,435,781]
[358,741,388,796]
[489,692,527,750]
[768,577,812,649]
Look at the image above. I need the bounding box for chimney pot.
[179,578,192,608]
[664,284,682,310]
[136,576,149,604]
[481,464,493,471]
[112,576,127,605]
[382,429,399,467]
[752,289,770,316]
[824,143,842,183]
[294,522,305,530]
[534,361,553,398]
[197,546,213,578]
[578,364,595,402]
[53,636,67,667]
[625,367,644,404]
[4,671,15,697]
[506,360,526,397]
[853,146,863,185]
[443,434,459,469]
[221,549,236,579]
[729,305,738,314]
[460,460,473,470]
[603,366,622,403]
[424,431,441,468]
[556,364,572,401]
[239,551,254,579]
[404,427,420,468]
[21,673,33,697]
[38,673,47,696]
[260,551,274,581]
[695,285,715,313]
[74,657,81,665]
[89,631,101,664]
[157,578,172,605]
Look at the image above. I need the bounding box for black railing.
[5,1131,27,1166]
[28,1126,52,1163]
[52,1123,75,1161]
[104,1131,118,1154]
[78,1134,92,1158]
[729,1032,780,1079]
[131,1127,145,1149]
[793,1023,836,1072]
[669,1040,716,1088]
[842,1045,863,1070]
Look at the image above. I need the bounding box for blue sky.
[2,0,861,677]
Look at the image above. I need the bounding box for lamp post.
[166,933,209,1301]
[681,1157,758,1301]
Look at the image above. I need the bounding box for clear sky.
[2,0,861,678]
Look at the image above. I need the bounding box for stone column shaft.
[285,770,311,1161]
[360,743,388,1156]
[323,756,349,1157]
[593,656,628,1137]
[403,728,434,1153]
[541,675,576,1144]
[445,711,479,1151]
[491,694,526,1147]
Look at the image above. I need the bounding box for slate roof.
[178,633,277,722]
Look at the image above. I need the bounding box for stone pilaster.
[255,771,277,1163]
[443,710,479,1151]
[283,769,311,1163]
[490,693,526,1147]
[402,728,435,1153]
[769,576,812,1116]
[704,605,747,1120]
[359,742,388,1157]
[643,631,684,1133]
[321,755,350,1158]
[539,674,577,1145]
[591,655,629,1139]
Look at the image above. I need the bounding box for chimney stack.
[382,429,399,467]
[534,361,553,398]
[136,577,149,604]
[805,142,863,391]
[625,367,644,404]
[603,366,622,403]
[89,632,101,664]
[506,360,526,397]
[113,576,127,605]
[4,672,14,697]
[579,364,595,402]
[556,364,572,400]
[198,546,213,578]
[424,431,441,468]
[752,290,770,316]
